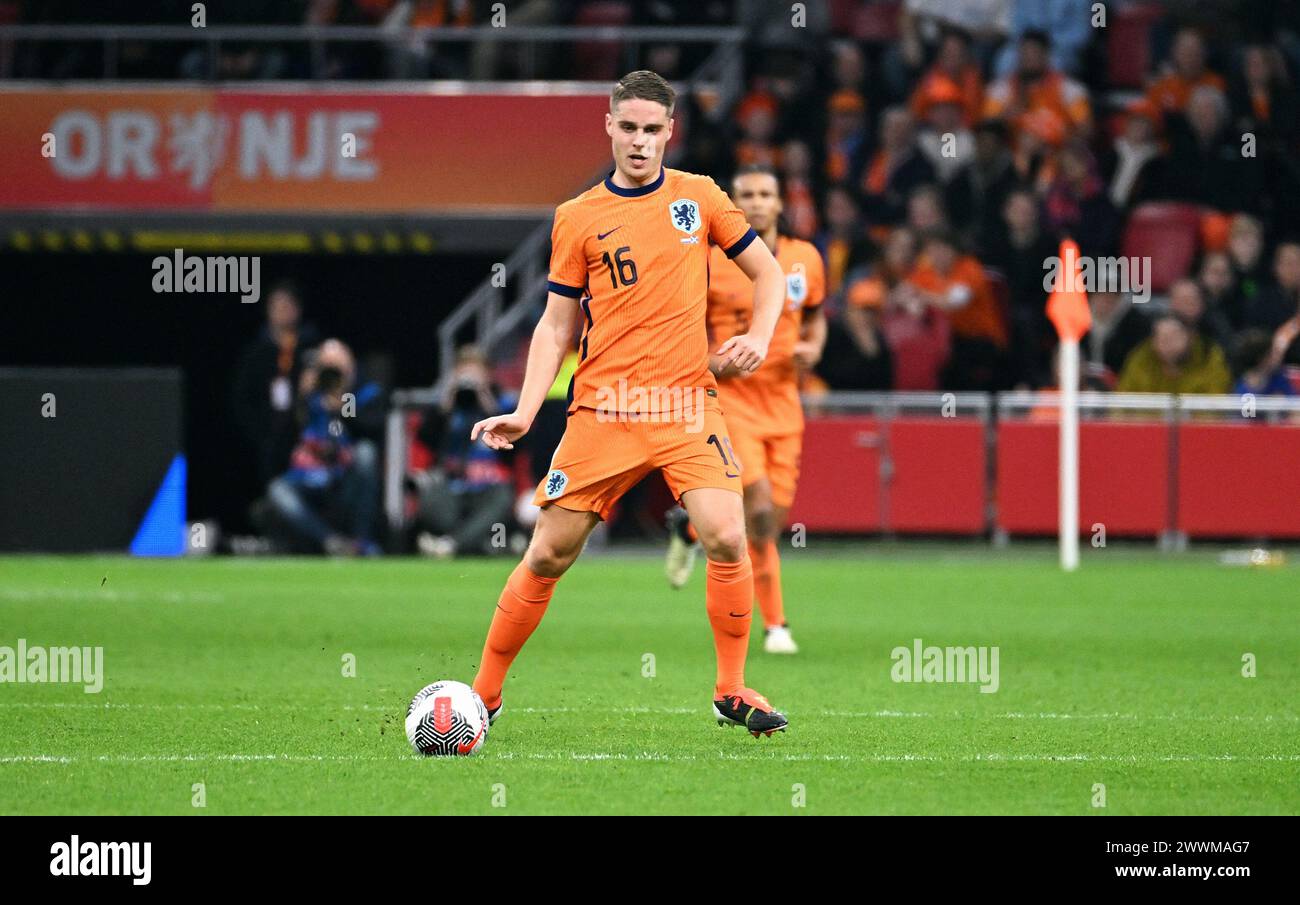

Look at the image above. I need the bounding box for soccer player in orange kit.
[469,71,791,737]
[664,165,827,655]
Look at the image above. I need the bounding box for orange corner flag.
[1047,238,1092,342]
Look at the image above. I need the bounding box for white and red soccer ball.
[405,680,489,757]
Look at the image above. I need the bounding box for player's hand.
[1272,317,1300,359]
[716,333,768,374]
[709,352,744,379]
[793,340,822,370]
[471,412,530,450]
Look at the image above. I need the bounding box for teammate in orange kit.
[664,165,826,656]
[469,71,791,737]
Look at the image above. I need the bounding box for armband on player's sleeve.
[547,281,583,298]
[724,228,758,259]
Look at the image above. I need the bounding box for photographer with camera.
[266,338,384,556]
[413,345,517,558]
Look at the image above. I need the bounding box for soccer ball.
[405,680,489,757]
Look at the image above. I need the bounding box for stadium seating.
[1106,3,1163,89]
[573,2,633,81]
[852,0,903,42]
[1121,202,1205,294]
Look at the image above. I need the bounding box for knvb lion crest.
[670,199,700,234]
[786,265,808,309]
[544,469,568,499]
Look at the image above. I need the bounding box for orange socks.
[472,561,558,709]
[748,538,785,629]
[474,553,757,706]
[705,555,753,697]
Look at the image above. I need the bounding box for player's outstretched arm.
[717,239,784,373]
[471,291,579,450]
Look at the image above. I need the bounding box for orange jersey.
[1146,71,1226,113]
[983,70,1091,143]
[907,255,1007,348]
[547,167,757,412]
[706,235,825,432]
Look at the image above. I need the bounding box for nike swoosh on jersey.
[597,227,622,240]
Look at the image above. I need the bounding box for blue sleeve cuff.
[724,227,758,259]
[547,280,583,298]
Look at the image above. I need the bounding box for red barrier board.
[788,417,882,532]
[888,418,986,533]
[1177,422,1300,538]
[996,421,1170,536]
[779,415,1300,540]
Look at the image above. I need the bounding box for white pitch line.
[490,752,1300,764]
[0,589,225,603]
[2,752,1299,765]
[1,702,1296,722]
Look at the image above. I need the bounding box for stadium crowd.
[665,1,1300,399]
[19,0,1298,398]
[21,1,1298,551]
[232,1,1298,553]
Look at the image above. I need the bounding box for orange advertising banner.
[0,88,613,214]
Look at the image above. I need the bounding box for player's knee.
[746,505,776,542]
[700,522,747,563]
[523,535,580,577]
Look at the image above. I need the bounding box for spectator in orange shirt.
[854,227,951,391]
[983,30,1092,155]
[820,228,937,390]
[380,0,474,78]
[779,139,820,241]
[844,228,921,363]
[824,90,869,186]
[907,228,1008,390]
[734,91,783,172]
[1146,27,1226,115]
[909,29,985,128]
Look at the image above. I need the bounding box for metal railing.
[804,390,993,415]
[381,389,1300,540]
[435,223,551,388]
[0,23,746,82]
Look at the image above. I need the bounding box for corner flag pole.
[1047,239,1091,572]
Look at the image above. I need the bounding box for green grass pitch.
[1,548,1297,815]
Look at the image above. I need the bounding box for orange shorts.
[725,421,803,510]
[534,403,743,520]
